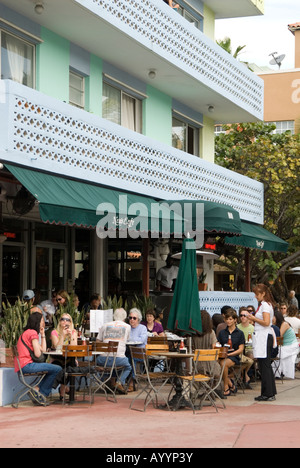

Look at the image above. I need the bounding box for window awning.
[224,221,289,253]
[163,199,242,236]
[6,165,183,236]
[7,165,242,238]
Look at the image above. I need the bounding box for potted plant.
[130,294,155,320]
[0,299,30,367]
[198,271,208,291]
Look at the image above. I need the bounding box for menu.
[89,309,113,333]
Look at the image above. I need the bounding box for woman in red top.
[15,312,62,405]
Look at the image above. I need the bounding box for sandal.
[224,388,231,397]
[229,379,237,394]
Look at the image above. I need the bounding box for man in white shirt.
[96,308,132,393]
[156,256,179,292]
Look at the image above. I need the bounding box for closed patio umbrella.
[167,238,202,335]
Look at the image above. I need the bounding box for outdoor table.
[150,351,195,410]
[44,350,77,403]
[44,349,94,404]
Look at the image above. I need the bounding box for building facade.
[0,0,265,305]
[257,22,300,134]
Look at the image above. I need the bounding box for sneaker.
[29,390,49,406]
[254,395,276,402]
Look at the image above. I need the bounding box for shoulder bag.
[21,334,46,363]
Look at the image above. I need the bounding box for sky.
[215,0,299,70]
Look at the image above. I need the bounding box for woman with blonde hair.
[51,313,78,350]
[50,313,78,400]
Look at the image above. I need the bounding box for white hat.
[23,289,35,300]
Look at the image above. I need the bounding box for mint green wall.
[143,85,172,145]
[86,55,102,116]
[36,28,69,101]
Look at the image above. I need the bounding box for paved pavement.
[0,375,299,449]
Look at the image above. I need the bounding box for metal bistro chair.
[129,346,175,412]
[230,357,249,394]
[62,344,94,405]
[271,336,284,383]
[92,341,125,403]
[12,346,48,408]
[146,343,170,372]
[176,348,225,414]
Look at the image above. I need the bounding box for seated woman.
[273,309,299,379]
[141,309,165,337]
[192,310,223,397]
[51,313,78,351]
[56,290,70,308]
[218,309,245,396]
[14,312,63,405]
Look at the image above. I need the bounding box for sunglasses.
[129,316,137,320]
[60,318,71,322]
[57,297,63,302]
[240,314,247,318]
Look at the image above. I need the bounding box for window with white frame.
[214,125,226,136]
[0,30,35,88]
[271,121,295,135]
[69,70,85,109]
[102,82,142,133]
[172,116,199,156]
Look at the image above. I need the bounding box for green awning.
[163,199,242,236]
[225,221,289,253]
[7,165,243,238]
[6,165,183,235]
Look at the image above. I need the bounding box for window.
[172,116,199,156]
[102,82,142,133]
[176,2,203,31]
[69,70,85,109]
[1,30,34,88]
[214,125,226,136]
[271,121,295,135]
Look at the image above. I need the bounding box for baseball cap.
[23,289,35,300]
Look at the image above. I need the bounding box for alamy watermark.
[96,195,204,249]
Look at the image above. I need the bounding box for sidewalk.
[0,376,299,449]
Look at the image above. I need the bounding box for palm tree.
[216,37,253,71]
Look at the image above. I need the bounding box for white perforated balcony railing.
[75,0,264,121]
[0,81,264,224]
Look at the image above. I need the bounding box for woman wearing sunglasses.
[51,314,78,350]
[50,313,78,399]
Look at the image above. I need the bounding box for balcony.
[0,80,264,224]
[2,0,264,123]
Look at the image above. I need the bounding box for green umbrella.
[167,238,202,335]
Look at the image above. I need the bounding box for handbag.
[21,335,46,363]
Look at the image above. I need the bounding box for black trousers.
[257,334,277,398]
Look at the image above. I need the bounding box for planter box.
[0,347,15,368]
[0,368,25,407]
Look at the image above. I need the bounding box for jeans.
[96,356,132,385]
[22,362,63,397]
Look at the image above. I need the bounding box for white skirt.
[273,342,299,379]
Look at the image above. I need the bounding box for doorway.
[35,245,67,301]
